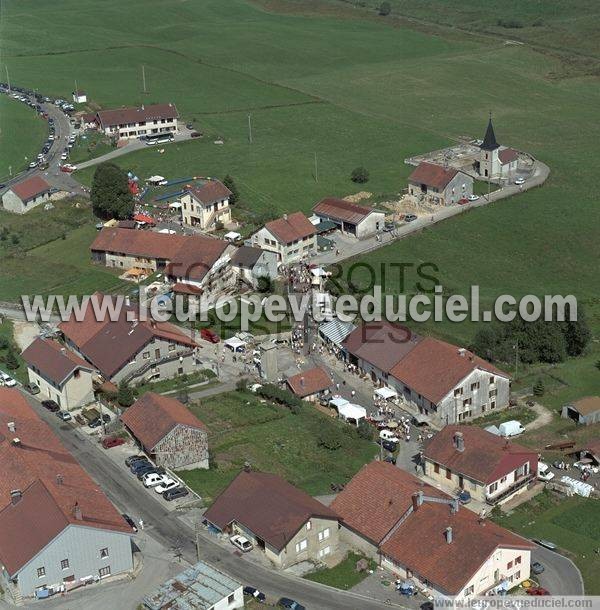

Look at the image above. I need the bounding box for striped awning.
[319,318,356,346]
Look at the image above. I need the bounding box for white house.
[72,90,87,104]
[478,117,519,181]
[95,103,178,140]
[408,162,473,206]
[180,179,232,230]
[313,197,385,239]
[2,175,52,214]
[230,246,278,289]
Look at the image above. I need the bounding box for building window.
[37,567,46,578]
[100,548,109,559]
[319,546,331,558]
[488,482,498,494]
[295,539,308,553]
[515,571,520,580]
[143,351,150,359]
[98,566,111,578]
[471,382,479,391]
[434,462,439,474]
[489,389,497,398]
[464,585,474,596]
[228,593,235,604]
[515,555,522,565]
[454,387,463,397]
[60,559,69,570]
[446,468,452,480]
[318,528,330,542]
[306,521,312,531]
[489,376,495,384]
[491,401,496,409]
[507,561,513,570]
[168,343,176,352]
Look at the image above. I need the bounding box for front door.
[459,475,464,489]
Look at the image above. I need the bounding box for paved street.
[533,546,584,596]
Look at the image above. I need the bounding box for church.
[476,116,519,180]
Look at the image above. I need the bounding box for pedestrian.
[139,518,144,530]
[351,390,356,398]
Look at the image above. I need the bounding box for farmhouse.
[561,396,600,426]
[58,293,199,385]
[342,322,510,425]
[286,366,333,402]
[423,426,538,505]
[477,117,519,180]
[72,90,87,104]
[250,212,316,265]
[203,470,339,568]
[121,392,208,470]
[332,461,533,599]
[2,175,52,214]
[22,338,95,410]
[230,246,278,290]
[0,389,133,600]
[407,162,473,206]
[312,197,385,239]
[91,228,234,299]
[95,103,178,140]
[180,179,232,230]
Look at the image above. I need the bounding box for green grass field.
[178,390,376,503]
[304,552,377,589]
[0,95,47,179]
[493,491,600,594]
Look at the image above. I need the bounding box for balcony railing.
[486,473,535,505]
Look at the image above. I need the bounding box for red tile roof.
[9,175,51,202]
[0,389,131,576]
[423,425,537,484]
[342,322,422,374]
[313,197,375,225]
[21,338,94,385]
[408,162,460,190]
[91,228,228,283]
[120,392,207,452]
[389,337,508,405]
[187,180,232,205]
[331,461,448,545]
[96,103,178,128]
[58,293,197,379]
[380,500,533,595]
[286,367,333,398]
[499,148,518,164]
[204,470,338,551]
[265,212,316,244]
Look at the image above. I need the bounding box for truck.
[498,420,525,437]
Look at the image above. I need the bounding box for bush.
[378,1,391,16]
[533,378,545,396]
[117,380,135,407]
[357,419,374,441]
[318,428,343,450]
[4,348,19,370]
[236,377,249,391]
[497,19,523,29]
[351,166,370,183]
[257,384,303,413]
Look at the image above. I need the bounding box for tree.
[222,174,240,205]
[562,308,591,357]
[117,380,135,407]
[4,348,19,370]
[256,275,272,293]
[91,162,134,220]
[351,166,370,183]
[378,1,391,16]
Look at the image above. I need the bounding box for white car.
[0,371,17,387]
[230,534,253,553]
[28,161,37,169]
[514,177,525,185]
[143,473,168,488]
[379,429,401,443]
[468,194,479,201]
[154,478,179,494]
[60,152,68,160]
[537,462,554,482]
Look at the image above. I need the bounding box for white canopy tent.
[169,201,182,209]
[374,387,397,400]
[224,231,241,241]
[223,337,246,352]
[328,396,349,410]
[147,175,165,184]
[338,403,367,426]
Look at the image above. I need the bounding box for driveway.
[533,546,584,595]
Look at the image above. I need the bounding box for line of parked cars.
[126,455,189,501]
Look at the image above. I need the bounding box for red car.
[60,164,74,173]
[458,197,469,205]
[527,587,550,596]
[201,328,220,343]
[102,436,125,449]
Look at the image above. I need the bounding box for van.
[380,429,400,443]
[537,462,554,482]
[498,420,525,437]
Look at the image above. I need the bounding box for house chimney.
[243,461,252,473]
[458,348,466,357]
[454,431,465,452]
[125,296,131,306]
[417,490,424,506]
[11,438,21,447]
[10,490,22,505]
[300,376,305,387]
[411,492,419,512]
[73,502,83,521]
[56,474,64,486]
[451,498,459,514]
[445,526,453,544]
[7,421,15,433]
[61,347,66,355]
[283,213,288,221]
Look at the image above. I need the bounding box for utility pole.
[314,152,318,182]
[142,65,147,94]
[5,66,10,92]
[514,339,519,379]
[247,113,252,144]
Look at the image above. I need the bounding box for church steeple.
[480,114,499,151]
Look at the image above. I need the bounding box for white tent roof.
[148,175,165,183]
[310,267,327,277]
[169,201,182,209]
[329,396,349,409]
[338,403,367,421]
[374,387,397,399]
[224,337,246,349]
[224,231,241,240]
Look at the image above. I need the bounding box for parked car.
[457,490,471,504]
[404,214,417,222]
[0,371,17,387]
[57,410,72,422]
[131,459,153,473]
[163,486,189,501]
[384,455,396,465]
[125,455,147,467]
[468,194,479,201]
[190,131,203,138]
[137,465,164,480]
[88,413,111,428]
[379,429,400,443]
[143,472,169,488]
[531,561,545,575]
[377,438,398,453]
[278,598,305,610]
[458,197,469,205]
[24,383,40,395]
[132,462,157,477]
[533,539,557,551]
[527,587,550,596]
[102,436,125,449]
[498,420,525,437]
[122,513,138,532]
[383,221,396,232]
[244,586,266,602]
[155,478,179,494]
[537,462,555,482]
[230,534,253,553]
[200,327,220,343]
[514,177,525,185]
[41,399,60,412]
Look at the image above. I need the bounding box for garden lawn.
[0,319,27,383]
[493,491,600,594]
[304,552,377,590]
[178,390,376,504]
